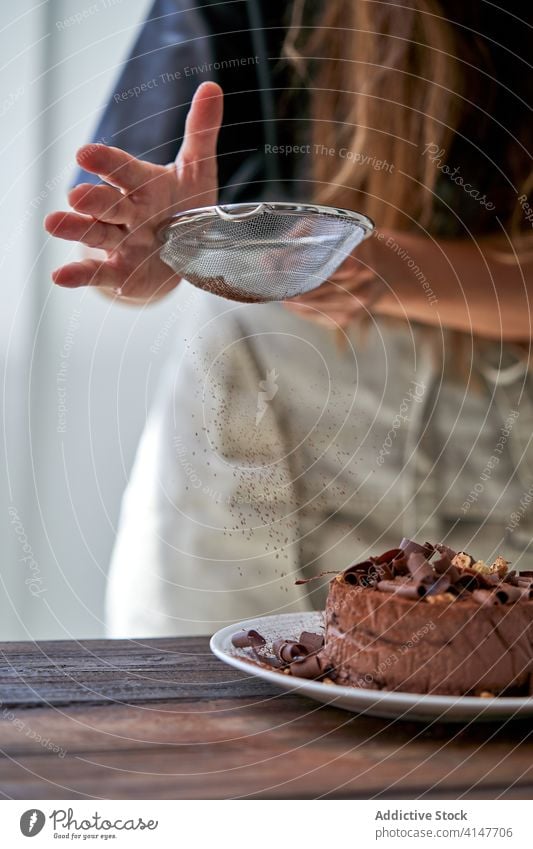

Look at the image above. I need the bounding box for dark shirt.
[76,0,531,234]
[75,0,300,202]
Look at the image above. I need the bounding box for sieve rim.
[159,201,374,243]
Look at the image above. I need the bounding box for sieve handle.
[214,203,266,221]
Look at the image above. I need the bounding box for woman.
[45,1,533,636]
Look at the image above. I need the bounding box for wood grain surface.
[1,637,532,799]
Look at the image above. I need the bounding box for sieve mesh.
[159,203,373,302]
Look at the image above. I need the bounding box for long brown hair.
[283,0,532,243]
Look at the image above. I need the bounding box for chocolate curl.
[231,629,266,649]
[435,542,457,560]
[289,654,327,679]
[433,557,462,585]
[370,548,408,581]
[433,553,452,574]
[425,575,451,596]
[252,650,284,669]
[391,550,409,576]
[407,552,434,583]
[273,639,308,663]
[472,589,501,606]
[519,570,533,578]
[298,631,324,654]
[453,570,484,593]
[377,580,426,599]
[373,548,404,566]
[396,584,427,600]
[376,562,394,580]
[477,571,506,590]
[495,584,524,604]
[341,560,379,587]
[376,580,398,594]
[400,538,434,559]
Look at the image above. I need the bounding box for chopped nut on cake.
[451,551,475,570]
[491,555,510,578]
[471,559,492,575]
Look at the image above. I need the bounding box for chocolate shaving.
[435,542,457,560]
[376,579,401,594]
[400,538,434,559]
[231,629,266,649]
[391,550,409,575]
[298,631,324,653]
[407,552,434,583]
[273,639,308,663]
[485,572,503,585]
[342,560,379,587]
[495,584,523,604]
[373,548,404,566]
[433,557,461,585]
[432,553,452,574]
[377,580,426,599]
[453,570,485,592]
[396,584,428,600]
[289,654,327,679]
[251,648,284,668]
[425,575,451,596]
[472,589,501,606]
[376,562,394,580]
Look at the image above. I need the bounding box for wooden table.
[1,637,532,799]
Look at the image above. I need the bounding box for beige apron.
[106,282,533,636]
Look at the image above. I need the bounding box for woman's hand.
[284,236,386,329]
[285,227,533,341]
[44,81,223,303]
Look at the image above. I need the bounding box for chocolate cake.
[321,539,533,696]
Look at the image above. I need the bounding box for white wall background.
[0,0,181,640]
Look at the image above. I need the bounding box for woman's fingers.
[294,274,375,301]
[177,81,223,169]
[285,278,386,325]
[68,183,132,224]
[285,305,343,328]
[329,257,371,281]
[364,278,387,309]
[289,276,379,306]
[44,211,125,251]
[51,258,121,289]
[75,144,155,192]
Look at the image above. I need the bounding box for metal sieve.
[159,201,374,303]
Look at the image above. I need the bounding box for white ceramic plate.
[210,611,533,723]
